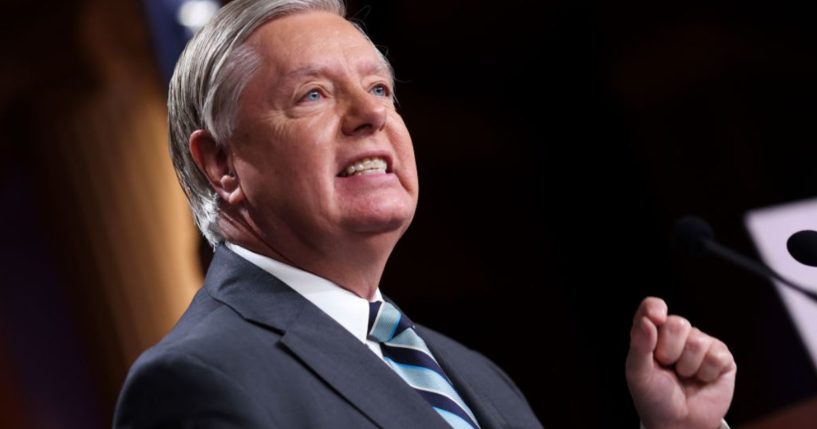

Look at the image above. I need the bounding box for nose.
[340,88,387,136]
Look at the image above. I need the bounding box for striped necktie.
[368,301,481,429]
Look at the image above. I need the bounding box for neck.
[218,211,401,301]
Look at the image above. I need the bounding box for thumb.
[626,316,658,381]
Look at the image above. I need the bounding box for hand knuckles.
[665,316,690,333]
[685,337,705,354]
[641,297,667,318]
[715,339,730,353]
[643,296,663,307]
[685,330,709,353]
[704,349,729,368]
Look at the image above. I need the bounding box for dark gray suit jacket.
[113,246,544,428]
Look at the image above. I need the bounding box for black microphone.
[673,216,817,303]
[787,230,817,267]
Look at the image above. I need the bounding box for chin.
[346,217,410,235]
[341,206,416,236]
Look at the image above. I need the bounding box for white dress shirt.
[225,242,384,358]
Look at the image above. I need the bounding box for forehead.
[246,11,388,76]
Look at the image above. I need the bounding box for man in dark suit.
[114,0,737,427]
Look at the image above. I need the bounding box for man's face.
[229,11,418,249]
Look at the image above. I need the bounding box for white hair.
[167,0,348,246]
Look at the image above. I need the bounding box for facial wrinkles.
[243,84,401,186]
[214,11,417,267]
[293,34,390,101]
[247,18,408,176]
[249,25,390,113]
[285,67,391,115]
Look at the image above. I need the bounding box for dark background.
[351,0,817,427]
[2,0,817,427]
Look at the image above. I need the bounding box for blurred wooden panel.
[1,0,201,422]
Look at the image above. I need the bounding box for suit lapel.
[281,304,452,429]
[381,298,511,429]
[418,326,509,429]
[204,246,450,429]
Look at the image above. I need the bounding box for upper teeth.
[343,157,388,176]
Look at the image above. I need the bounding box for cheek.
[390,123,418,191]
[401,149,418,189]
[270,119,338,194]
[243,119,325,171]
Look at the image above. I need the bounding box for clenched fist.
[626,297,736,429]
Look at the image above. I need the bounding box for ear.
[188,130,245,206]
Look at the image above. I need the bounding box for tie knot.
[367,301,414,342]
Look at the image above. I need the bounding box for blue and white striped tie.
[368,301,481,429]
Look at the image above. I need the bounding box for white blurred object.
[745,198,817,369]
[177,0,220,33]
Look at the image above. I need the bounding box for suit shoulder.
[114,348,271,428]
[142,287,282,362]
[114,291,281,427]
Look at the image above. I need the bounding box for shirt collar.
[224,242,382,345]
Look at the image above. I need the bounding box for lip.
[336,150,394,177]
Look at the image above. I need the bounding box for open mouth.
[338,157,390,177]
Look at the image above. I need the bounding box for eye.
[371,83,390,97]
[300,88,323,103]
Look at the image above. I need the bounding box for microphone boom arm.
[703,238,817,303]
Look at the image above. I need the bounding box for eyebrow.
[281,61,394,84]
